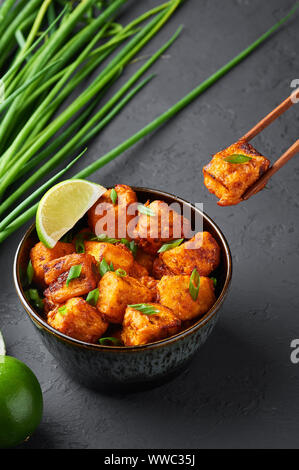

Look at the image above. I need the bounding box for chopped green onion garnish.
[129,240,138,258]
[66,264,82,286]
[137,204,155,216]
[90,234,119,244]
[189,268,200,301]
[86,288,100,307]
[58,305,67,316]
[115,268,127,277]
[75,234,85,254]
[91,235,138,259]
[158,238,184,253]
[25,289,44,311]
[91,235,137,256]
[211,277,217,287]
[26,260,34,285]
[110,188,118,205]
[128,303,160,315]
[224,154,252,164]
[99,258,114,277]
[99,337,122,346]
[99,258,109,276]
[120,238,129,247]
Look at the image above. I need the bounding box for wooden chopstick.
[239,88,299,201]
[243,88,299,141]
[243,140,299,200]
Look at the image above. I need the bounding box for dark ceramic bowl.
[14,187,232,392]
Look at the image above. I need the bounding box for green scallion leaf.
[15,29,26,50]
[58,305,67,316]
[138,204,155,216]
[115,268,127,277]
[189,268,200,301]
[66,264,82,286]
[120,238,129,247]
[25,288,44,311]
[128,303,160,315]
[99,337,122,346]
[224,154,252,164]
[91,234,119,244]
[47,2,57,36]
[211,277,217,287]
[110,187,118,205]
[86,288,100,306]
[75,234,86,253]
[158,238,184,253]
[130,240,138,258]
[26,259,34,285]
[99,258,114,277]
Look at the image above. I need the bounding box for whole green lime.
[0,355,43,448]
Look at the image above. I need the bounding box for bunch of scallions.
[0,0,297,244]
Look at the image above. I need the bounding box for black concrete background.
[1,0,298,449]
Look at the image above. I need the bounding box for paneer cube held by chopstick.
[203,140,270,206]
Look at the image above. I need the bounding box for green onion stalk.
[0,10,166,167]
[2,5,68,88]
[0,0,43,69]
[0,1,182,194]
[0,0,128,155]
[0,1,177,165]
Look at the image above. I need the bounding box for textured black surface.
[1,0,298,449]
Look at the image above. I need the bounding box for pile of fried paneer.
[29,185,221,347]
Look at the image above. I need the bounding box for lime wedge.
[36,179,106,248]
[0,330,6,356]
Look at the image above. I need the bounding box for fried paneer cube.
[203,140,270,206]
[157,275,216,321]
[88,184,137,239]
[43,253,96,284]
[47,297,108,343]
[134,200,191,255]
[30,241,74,286]
[153,231,220,278]
[84,241,134,273]
[44,253,98,303]
[121,303,181,346]
[97,272,154,324]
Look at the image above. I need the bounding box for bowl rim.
[13,186,232,353]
